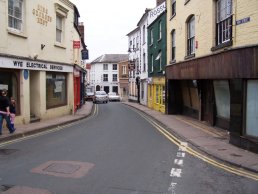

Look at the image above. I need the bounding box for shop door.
[201,80,215,125]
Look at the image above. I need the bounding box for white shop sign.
[148,2,166,26]
[0,56,73,72]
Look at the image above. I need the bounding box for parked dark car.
[85,92,94,101]
[93,91,108,104]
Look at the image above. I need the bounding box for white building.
[137,9,150,106]
[89,54,128,94]
[127,27,140,102]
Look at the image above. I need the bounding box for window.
[103,64,108,70]
[187,15,195,56]
[159,21,162,40]
[151,54,154,72]
[136,36,139,49]
[113,64,117,70]
[56,15,63,43]
[216,0,232,45]
[143,25,146,44]
[156,51,162,71]
[171,0,176,17]
[112,74,117,81]
[143,53,146,72]
[103,74,108,82]
[171,30,176,61]
[122,65,127,75]
[133,38,135,50]
[46,73,67,109]
[150,29,153,45]
[8,0,23,31]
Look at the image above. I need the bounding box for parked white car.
[108,92,120,102]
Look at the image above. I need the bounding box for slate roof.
[91,54,129,64]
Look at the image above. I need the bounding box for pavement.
[0,101,258,174]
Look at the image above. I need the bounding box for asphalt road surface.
[0,103,257,194]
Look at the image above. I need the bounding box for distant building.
[89,54,129,94]
[118,60,129,101]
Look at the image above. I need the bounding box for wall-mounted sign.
[0,57,73,73]
[236,17,250,25]
[32,4,52,26]
[148,2,166,26]
[73,41,81,49]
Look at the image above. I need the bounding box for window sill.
[7,29,28,39]
[184,54,195,60]
[54,42,66,49]
[184,0,191,5]
[170,60,176,64]
[170,14,176,21]
[211,40,233,52]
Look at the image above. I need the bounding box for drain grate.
[0,149,18,156]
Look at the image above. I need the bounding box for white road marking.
[174,159,184,167]
[170,168,182,178]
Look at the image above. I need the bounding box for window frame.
[56,14,63,43]
[171,0,176,17]
[112,74,118,82]
[8,0,24,32]
[171,30,176,62]
[103,74,108,82]
[112,64,117,71]
[103,64,108,71]
[187,15,195,56]
[216,0,233,45]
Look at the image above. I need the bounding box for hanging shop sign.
[0,57,73,73]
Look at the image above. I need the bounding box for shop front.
[148,76,165,113]
[166,46,258,153]
[0,55,74,125]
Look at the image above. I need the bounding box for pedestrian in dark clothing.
[9,97,16,130]
[0,89,15,135]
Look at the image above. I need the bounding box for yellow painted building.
[165,0,258,153]
[148,77,165,113]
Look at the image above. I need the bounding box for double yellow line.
[137,110,258,181]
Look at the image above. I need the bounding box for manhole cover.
[0,149,18,156]
[44,163,81,174]
[31,161,95,178]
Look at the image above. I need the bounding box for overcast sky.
[70,0,156,62]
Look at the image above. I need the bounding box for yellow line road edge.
[136,110,258,181]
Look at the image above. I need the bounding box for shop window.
[46,73,67,109]
[0,70,19,114]
[246,80,258,137]
[213,80,230,119]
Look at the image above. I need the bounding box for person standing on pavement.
[9,97,16,131]
[0,89,15,135]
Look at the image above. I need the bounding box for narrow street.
[0,103,257,194]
